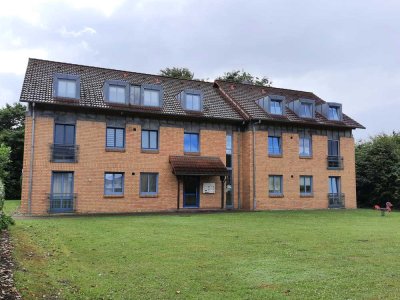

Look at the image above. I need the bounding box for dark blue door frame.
[183,176,200,208]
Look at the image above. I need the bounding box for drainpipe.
[27,102,36,215]
[252,120,261,210]
[237,126,241,209]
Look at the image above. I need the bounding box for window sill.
[268,154,282,158]
[106,147,126,152]
[184,152,200,156]
[269,193,284,198]
[299,155,313,159]
[103,195,124,198]
[140,194,158,198]
[300,194,314,198]
[141,149,159,154]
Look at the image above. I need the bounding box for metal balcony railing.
[327,155,344,170]
[48,193,77,213]
[328,193,345,208]
[50,144,79,162]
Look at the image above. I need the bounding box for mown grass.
[3,199,20,215]
[5,200,400,299]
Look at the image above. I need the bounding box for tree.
[159,67,194,80]
[356,132,400,208]
[216,70,272,87]
[0,103,26,199]
[0,143,14,229]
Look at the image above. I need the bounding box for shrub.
[0,179,15,230]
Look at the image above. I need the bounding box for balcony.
[328,193,345,208]
[327,156,343,170]
[50,144,79,163]
[48,193,77,213]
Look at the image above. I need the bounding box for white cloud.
[59,26,97,38]
[0,49,48,75]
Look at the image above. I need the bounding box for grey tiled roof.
[215,80,364,129]
[20,59,243,121]
[20,58,364,129]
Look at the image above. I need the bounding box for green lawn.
[5,200,400,299]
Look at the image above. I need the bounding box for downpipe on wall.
[252,120,261,210]
[27,102,36,214]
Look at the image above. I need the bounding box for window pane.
[106,128,115,147]
[187,94,200,110]
[186,94,193,110]
[64,125,75,145]
[144,89,160,106]
[274,177,281,193]
[114,174,123,193]
[54,124,64,144]
[141,174,148,193]
[300,177,305,193]
[328,140,339,156]
[226,154,232,168]
[130,85,141,104]
[301,103,312,117]
[142,131,149,149]
[149,131,158,149]
[191,134,199,152]
[52,173,63,194]
[149,174,157,193]
[115,129,124,148]
[269,176,274,193]
[184,134,191,152]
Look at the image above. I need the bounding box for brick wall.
[21,116,228,215]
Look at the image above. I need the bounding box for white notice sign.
[203,183,215,194]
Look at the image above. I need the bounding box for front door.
[183,176,199,208]
[50,172,74,212]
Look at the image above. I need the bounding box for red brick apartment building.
[19,59,364,215]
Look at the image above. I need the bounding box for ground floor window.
[140,173,158,196]
[104,173,124,195]
[300,176,313,196]
[269,175,283,196]
[50,172,74,212]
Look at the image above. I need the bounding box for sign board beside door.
[203,183,215,194]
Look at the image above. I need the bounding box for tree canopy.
[159,67,194,80]
[0,103,25,199]
[356,132,400,208]
[216,70,272,86]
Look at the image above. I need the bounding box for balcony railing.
[50,144,79,162]
[328,193,345,208]
[327,155,343,169]
[48,193,77,213]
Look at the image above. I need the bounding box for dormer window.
[104,80,129,104]
[142,85,162,107]
[300,102,313,118]
[270,100,282,115]
[180,90,203,111]
[328,106,340,120]
[53,74,80,99]
[256,95,285,115]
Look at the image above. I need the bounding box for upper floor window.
[143,88,161,107]
[130,85,141,105]
[142,130,158,150]
[185,93,201,111]
[270,100,283,115]
[269,175,283,196]
[328,106,340,120]
[54,124,75,145]
[184,133,199,153]
[328,139,340,156]
[300,102,313,118]
[106,127,125,149]
[226,133,232,168]
[299,135,311,157]
[256,95,285,115]
[104,80,128,104]
[53,74,80,99]
[104,172,124,196]
[268,136,281,155]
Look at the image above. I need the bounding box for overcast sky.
[1,0,399,140]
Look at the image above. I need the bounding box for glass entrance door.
[50,172,74,212]
[183,176,199,208]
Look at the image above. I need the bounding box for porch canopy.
[169,155,228,176]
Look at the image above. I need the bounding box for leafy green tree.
[356,132,400,208]
[0,103,25,199]
[159,67,194,80]
[0,144,14,229]
[216,70,272,86]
